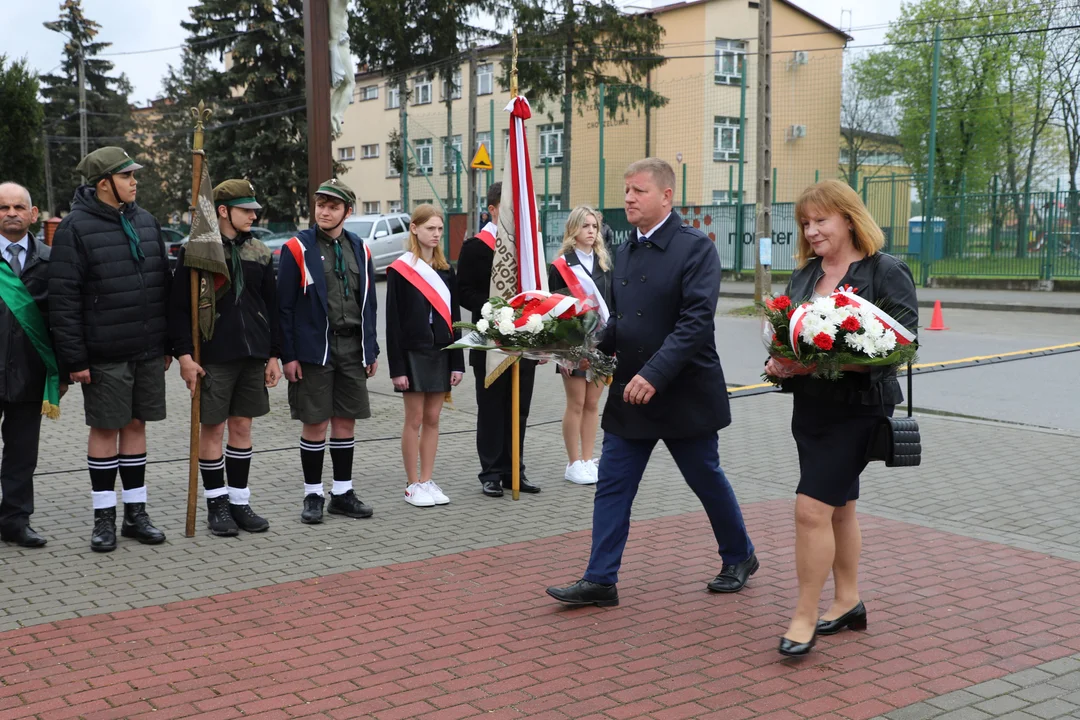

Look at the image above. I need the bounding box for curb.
[718,291,1080,315]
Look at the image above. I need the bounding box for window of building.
[362,200,380,214]
[713,116,740,161]
[414,198,433,209]
[712,190,733,204]
[414,138,434,174]
[538,123,563,164]
[443,134,463,173]
[359,85,378,101]
[413,76,432,105]
[387,143,400,177]
[441,69,463,100]
[476,64,493,95]
[715,39,747,85]
[388,200,403,213]
[839,149,906,166]
[338,146,356,161]
[361,144,379,159]
[539,194,562,211]
[387,86,400,110]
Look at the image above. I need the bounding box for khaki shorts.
[82,359,167,429]
[200,359,270,426]
[287,336,371,424]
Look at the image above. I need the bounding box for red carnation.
[772,335,784,347]
[834,295,852,308]
[787,307,795,319]
[812,332,834,350]
[766,295,792,311]
[840,315,860,332]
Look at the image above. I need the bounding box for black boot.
[120,503,166,544]
[90,508,117,553]
[206,496,239,536]
[301,493,325,524]
[230,502,269,532]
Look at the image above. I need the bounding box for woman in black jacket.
[768,180,918,657]
[547,206,612,487]
[385,205,464,508]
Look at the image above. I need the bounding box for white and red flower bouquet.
[760,290,917,384]
[450,291,617,380]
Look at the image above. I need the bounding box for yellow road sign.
[471,143,493,170]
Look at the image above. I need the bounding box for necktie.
[8,244,23,276]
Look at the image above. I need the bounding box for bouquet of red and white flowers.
[760,290,917,384]
[451,290,617,380]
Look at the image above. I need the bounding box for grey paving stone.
[967,680,1024,699]
[884,704,943,720]
[936,709,991,720]
[974,695,1029,715]
[929,690,985,711]
[1048,671,1080,691]
[1025,699,1079,719]
[1007,669,1061,689]
[1014,684,1070,703]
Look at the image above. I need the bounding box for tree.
[183,0,309,225]
[0,56,45,215]
[39,0,134,213]
[840,57,899,189]
[497,0,667,209]
[1048,2,1080,252]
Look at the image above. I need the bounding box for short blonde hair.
[557,206,611,272]
[406,204,449,271]
[794,179,885,267]
[624,158,676,192]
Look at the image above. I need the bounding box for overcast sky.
[8,0,903,103]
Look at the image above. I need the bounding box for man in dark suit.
[0,182,66,547]
[456,182,540,497]
[546,158,758,607]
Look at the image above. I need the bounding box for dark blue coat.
[599,213,730,439]
[277,227,379,367]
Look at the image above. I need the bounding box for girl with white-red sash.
[386,205,465,507]
[547,206,612,486]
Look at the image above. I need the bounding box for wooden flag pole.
[510,30,521,501]
[185,101,212,537]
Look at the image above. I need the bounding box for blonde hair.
[558,206,611,272]
[794,179,885,267]
[624,158,676,191]
[406,204,449,270]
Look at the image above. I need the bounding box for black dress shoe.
[481,479,504,497]
[502,478,541,494]
[1,525,47,548]
[778,630,817,657]
[816,601,867,635]
[707,552,759,593]
[546,579,619,607]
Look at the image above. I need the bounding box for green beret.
[213,179,262,209]
[76,146,143,180]
[314,178,355,206]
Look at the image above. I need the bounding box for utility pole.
[467,47,478,234]
[923,24,941,286]
[302,0,333,222]
[42,128,54,217]
[399,75,409,210]
[754,0,773,302]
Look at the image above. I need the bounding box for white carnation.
[524,314,544,333]
[481,302,494,320]
[476,318,490,333]
[496,319,516,335]
[497,306,515,324]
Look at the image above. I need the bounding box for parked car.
[342,213,411,274]
[262,232,295,276]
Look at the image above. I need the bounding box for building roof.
[840,127,902,146]
[642,0,853,42]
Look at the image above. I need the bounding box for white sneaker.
[404,483,435,507]
[564,461,597,485]
[422,480,450,505]
[585,459,599,482]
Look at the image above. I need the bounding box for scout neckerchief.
[0,260,60,419]
[225,233,249,300]
[318,228,349,299]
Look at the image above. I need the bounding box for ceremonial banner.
[185,159,230,340]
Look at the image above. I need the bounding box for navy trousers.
[583,431,755,585]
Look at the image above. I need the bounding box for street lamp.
[43,21,88,172]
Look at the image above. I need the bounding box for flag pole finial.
[189,100,212,152]
[510,29,519,97]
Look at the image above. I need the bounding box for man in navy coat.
[546,158,758,607]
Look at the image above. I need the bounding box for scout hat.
[76,146,143,181]
[314,178,355,206]
[213,179,262,210]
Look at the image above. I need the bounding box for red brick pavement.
[4,499,1080,720]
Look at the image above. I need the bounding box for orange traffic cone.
[926,300,948,331]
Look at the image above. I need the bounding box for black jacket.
[385,262,465,378]
[599,213,731,439]
[169,234,283,365]
[48,186,170,372]
[0,237,62,403]
[781,252,919,405]
[456,235,496,370]
[546,248,613,309]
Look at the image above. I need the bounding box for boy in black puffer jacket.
[49,146,172,553]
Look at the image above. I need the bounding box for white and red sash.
[508,290,581,328]
[477,221,497,251]
[388,252,453,332]
[788,290,916,357]
[284,237,314,294]
[551,255,609,324]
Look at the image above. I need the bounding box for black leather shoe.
[778,630,817,657]
[301,493,325,524]
[1,525,47,548]
[546,579,619,607]
[816,601,867,636]
[481,479,504,497]
[91,508,117,553]
[502,478,541,494]
[327,490,373,518]
[121,503,166,544]
[206,496,239,537]
[707,553,759,593]
[230,503,270,533]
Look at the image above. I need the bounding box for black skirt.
[791,392,892,507]
[396,348,451,394]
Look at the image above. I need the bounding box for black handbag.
[866,363,921,467]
